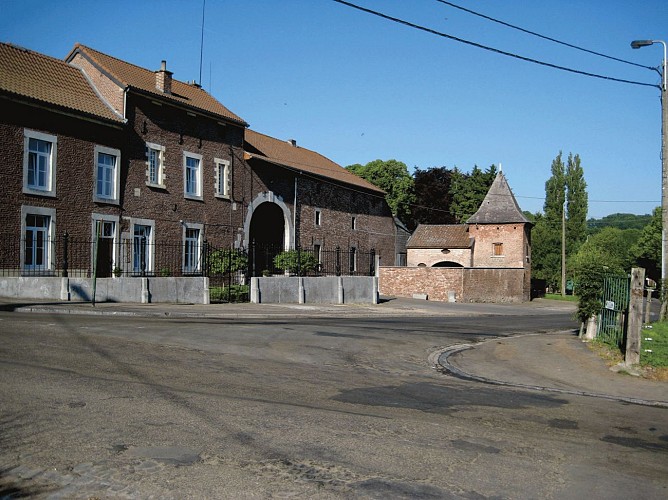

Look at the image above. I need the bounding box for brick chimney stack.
[155,60,172,94]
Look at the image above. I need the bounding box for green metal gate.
[597,274,631,348]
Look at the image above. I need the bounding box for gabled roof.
[467,172,531,224]
[65,44,247,126]
[0,42,123,123]
[244,129,385,194]
[407,224,472,249]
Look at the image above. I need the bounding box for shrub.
[209,249,248,274]
[273,250,319,274]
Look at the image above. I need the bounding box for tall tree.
[531,212,563,290]
[544,152,566,222]
[565,153,588,256]
[450,164,497,222]
[533,153,566,290]
[346,159,415,223]
[411,166,457,228]
[630,206,662,283]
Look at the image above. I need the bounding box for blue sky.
[2,0,666,218]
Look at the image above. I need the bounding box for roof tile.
[67,44,247,126]
[244,129,385,194]
[407,224,472,248]
[0,42,123,122]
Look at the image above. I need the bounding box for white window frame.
[314,209,322,227]
[182,222,204,274]
[20,205,56,273]
[351,216,357,230]
[91,213,120,274]
[130,218,155,275]
[183,151,203,200]
[94,145,121,204]
[23,129,57,197]
[145,142,166,188]
[214,158,230,199]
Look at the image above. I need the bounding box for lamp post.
[631,39,667,320]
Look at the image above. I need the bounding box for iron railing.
[1,234,377,280]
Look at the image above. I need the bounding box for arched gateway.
[242,192,294,276]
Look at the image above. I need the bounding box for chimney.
[155,60,173,94]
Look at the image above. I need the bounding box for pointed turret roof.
[467,172,531,224]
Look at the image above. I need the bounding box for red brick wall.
[379,266,529,302]
[69,53,125,115]
[469,223,529,268]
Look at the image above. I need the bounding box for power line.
[434,0,655,71]
[332,0,659,89]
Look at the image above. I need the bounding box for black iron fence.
[1,234,377,282]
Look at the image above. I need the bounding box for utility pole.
[561,196,566,296]
[631,39,667,320]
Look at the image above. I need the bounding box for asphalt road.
[1,309,667,499]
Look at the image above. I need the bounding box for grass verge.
[544,293,578,302]
[640,321,668,381]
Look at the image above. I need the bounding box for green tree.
[572,227,639,276]
[531,212,562,290]
[533,152,589,292]
[630,206,661,283]
[571,247,608,326]
[587,213,653,235]
[565,153,588,256]
[346,159,415,222]
[534,153,566,290]
[450,164,497,222]
[544,152,566,223]
[411,166,457,228]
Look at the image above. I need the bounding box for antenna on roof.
[199,0,206,87]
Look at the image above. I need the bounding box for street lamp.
[631,39,667,320]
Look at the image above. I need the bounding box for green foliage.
[571,250,608,323]
[641,321,668,368]
[531,212,562,290]
[572,227,640,275]
[630,206,661,283]
[587,212,653,235]
[210,284,249,303]
[273,250,319,274]
[410,166,457,228]
[209,249,248,274]
[544,152,566,221]
[346,159,415,222]
[450,165,497,222]
[565,153,588,255]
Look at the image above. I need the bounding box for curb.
[432,335,668,409]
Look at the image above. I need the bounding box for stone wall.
[379,266,529,303]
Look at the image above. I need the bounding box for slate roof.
[467,172,531,224]
[0,42,123,123]
[406,224,472,249]
[66,44,247,126]
[244,129,385,194]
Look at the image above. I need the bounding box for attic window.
[493,243,504,256]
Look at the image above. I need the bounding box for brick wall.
[469,223,529,268]
[379,266,529,302]
[68,53,125,115]
[1,100,123,243]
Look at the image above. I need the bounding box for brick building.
[381,172,533,302]
[1,42,396,283]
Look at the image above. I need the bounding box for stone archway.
[243,192,293,276]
